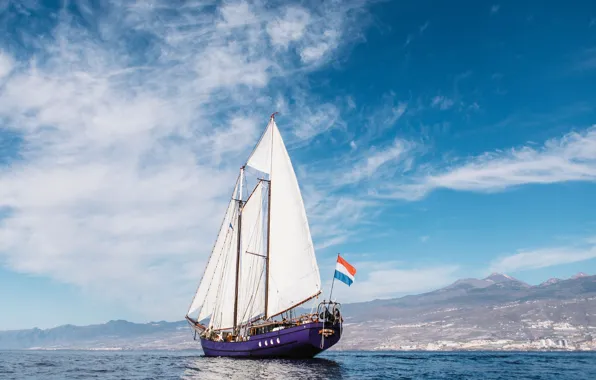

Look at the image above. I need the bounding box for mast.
[233,166,244,331]
[264,112,276,319]
[265,179,271,318]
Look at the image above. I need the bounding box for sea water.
[1,350,595,379]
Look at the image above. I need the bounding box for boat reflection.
[182,355,344,379]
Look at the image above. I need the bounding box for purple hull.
[200,322,341,358]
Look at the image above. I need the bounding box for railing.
[317,301,342,324]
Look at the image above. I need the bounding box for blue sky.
[0,0,595,330]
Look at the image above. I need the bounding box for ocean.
[1,350,595,379]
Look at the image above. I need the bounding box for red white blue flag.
[334,255,356,286]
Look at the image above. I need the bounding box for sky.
[0,0,595,330]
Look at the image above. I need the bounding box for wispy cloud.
[490,5,500,14]
[291,103,342,141]
[490,239,596,273]
[383,126,596,200]
[404,34,413,47]
[0,1,373,322]
[363,92,408,138]
[404,21,430,48]
[341,138,415,186]
[572,48,596,72]
[431,95,455,110]
[304,183,376,251]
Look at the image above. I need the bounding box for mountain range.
[1,272,595,350]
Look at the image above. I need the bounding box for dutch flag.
[334,254,356,286]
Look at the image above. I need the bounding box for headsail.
[246,118,321,318]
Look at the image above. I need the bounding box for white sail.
[237,181,267,324]
[187,180,240,330]
[189,117,320,332]
[246,121,273,175]
[245,119,321,318]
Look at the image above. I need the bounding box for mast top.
[270,112,278,120]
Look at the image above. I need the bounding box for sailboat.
[185,113,343,358]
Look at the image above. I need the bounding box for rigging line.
[187,174,241,315]
[241,191,260,310]
[239,209,265,324]
[196,191,241,323]
[245,251,267,258]
[240,264,266,325]
[211,206,239,328]
[249,194,265,292]
[239,204,265,325]
[238,180,269,325]
[197,222,235,320]
[200,207,238,301]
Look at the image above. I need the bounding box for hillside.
[2,273,595,351]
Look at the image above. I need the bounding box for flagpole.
[328,253,339,302]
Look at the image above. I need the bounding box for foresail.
[187,180,240,330]
[267,121,321,318]
[237,181,267,324]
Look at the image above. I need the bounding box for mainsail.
[187,116,320,329]
[246,119,321,318]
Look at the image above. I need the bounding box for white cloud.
[0,1,373,323]
[431,95,455,110]
[217,1,258,28]
[419,21,429,33]
[350,140,357,150]
[330,262,460,302]
[0,51,13,79]
[490,5,500,14]
[384,126,596,200]
[300,38,333,63]
[267,6,311,48]
[490,241,596,273]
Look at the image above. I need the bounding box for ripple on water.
[1,350,596,380]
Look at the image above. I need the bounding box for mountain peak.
[540,278,561,286]
[572,272,589,279]
[484,272,517,282]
